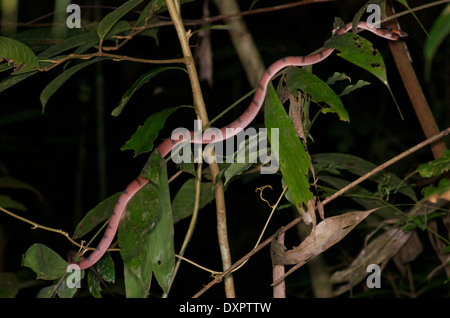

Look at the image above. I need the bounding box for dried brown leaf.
[271,209,377,285]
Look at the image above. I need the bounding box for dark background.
[0,0,448,297]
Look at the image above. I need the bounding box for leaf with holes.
[325,32,388,86]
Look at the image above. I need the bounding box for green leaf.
[312,153,417,202]
[0,273,19,298]
[119,181,161,298]
[112,67,186,117]
[416,150,450,178]
[73,192,121,239]
[338,79,371,97]
[286,67,348,121]
[136,0,166,27]
[0,71,37,92]
[0,176,42,198]
[0,36,39,74]
[326,72,350,85]
[318,175,399,219]
[36,285,59,298]
[172,178,214,222]
[124,265,148,297]
[326,32,404,119]
[325,32,388,86]
[105,20,133,39]
[0,195,27,211]
[56,275,79,298]
[423,178,450,199]
[120,153,174,296]
[40,57,109,111]
[119,182,161,262]
[220,132,267,185]
[147,160,174,293]
[424,4,450,80]
[121,107,180,156]
[87,252,115,297]
[264,83,313,209]
[22,243,68,280]
[97,0,144,42]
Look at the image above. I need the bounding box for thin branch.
[0,206,119,252]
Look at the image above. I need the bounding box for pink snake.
[69,22,407,270]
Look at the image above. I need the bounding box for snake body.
[70,22,407,270]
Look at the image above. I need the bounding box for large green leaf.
[264,83,313,209]
[172,178,214,222]
[286,67,349,121]
[120,151,174,296]
[324,32,404,119]
[118,182,161,263]
[0,36,39,74]
[143,151,174,293]
[119,180,161,297]
[22,243,67,280]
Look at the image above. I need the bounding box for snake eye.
[392,29,408,38]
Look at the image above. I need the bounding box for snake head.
[392,29,408,38]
